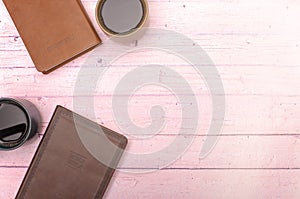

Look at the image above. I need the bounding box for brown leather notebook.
[3,0,101,73]
[16,106,127,199]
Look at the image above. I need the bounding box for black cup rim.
[0,98,32,150]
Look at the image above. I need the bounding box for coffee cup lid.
[0,98,31,150]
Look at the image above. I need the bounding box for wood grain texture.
[0,0,299,198]
[1,168,300,199]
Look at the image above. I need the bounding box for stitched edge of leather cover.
[15,106,127,199]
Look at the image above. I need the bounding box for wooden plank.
[1,32,299,69]
[0,65,299,96]
[1,168,300,199]
[108,169,300,199]
[1,135,300,169]
[1,0,299,36]
[0,95,298,143]
[0,95,298,134]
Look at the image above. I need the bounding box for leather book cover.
[3,0,101,73]
[16,106,127,199]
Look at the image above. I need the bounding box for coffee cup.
[95,0,149,37]
[0,98,40,150]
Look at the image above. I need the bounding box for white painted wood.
[0,0,299,198]
[1,168,300,199]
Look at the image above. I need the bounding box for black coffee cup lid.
[0,98,31,150]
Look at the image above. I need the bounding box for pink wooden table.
[1,0,300,198]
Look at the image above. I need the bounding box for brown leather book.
[16,106,127,199]
[3,0,101,73]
